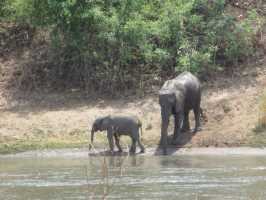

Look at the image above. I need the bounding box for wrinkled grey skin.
[90,115,145,154]
[159,71,201,155]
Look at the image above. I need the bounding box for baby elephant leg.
[114,134,123,152]
[107,129,114,153]
[131,128,145,154]
[130,138,136,154]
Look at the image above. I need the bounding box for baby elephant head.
[89,116,112,150]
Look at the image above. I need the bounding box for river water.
[0,150,266,200]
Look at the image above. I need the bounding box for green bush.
[0,0,261,94]
[0,0,11,20]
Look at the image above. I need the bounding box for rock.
[214,113,224,121]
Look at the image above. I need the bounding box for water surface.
[1,152,266,199]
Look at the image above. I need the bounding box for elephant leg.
[193,105,201,133]
[160,118,169,155]
[107,129,114,153]
[173,112,184,144]
[114,134,122,152]
[182,109,190,132]
[130,138,137,154]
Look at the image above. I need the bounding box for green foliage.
[0,0,12,20]
[0,0,33,22]
[0,0,260,94]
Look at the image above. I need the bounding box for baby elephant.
[89,115,145,154]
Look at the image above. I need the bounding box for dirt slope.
[0,55,266,152]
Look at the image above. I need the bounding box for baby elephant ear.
[101,116,110,128]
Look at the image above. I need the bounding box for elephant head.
[90,116,112,149]
[159,93,175,121]
[159,90,184,154]
[159,91,184,120]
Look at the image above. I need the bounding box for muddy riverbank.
[2,147,266,158]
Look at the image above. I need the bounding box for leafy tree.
[0,0,261,94]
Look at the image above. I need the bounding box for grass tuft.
[255,92,266,134]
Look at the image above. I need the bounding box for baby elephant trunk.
[89,129,95,150]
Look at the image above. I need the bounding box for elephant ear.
[168,93,176,104]
[94,117,103,130]
[101,116,112,130]
[174,91,184,112]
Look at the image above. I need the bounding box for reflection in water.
[0,155,266,199]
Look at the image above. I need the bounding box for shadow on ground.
[1,89,157,117]
[154,130,198,155]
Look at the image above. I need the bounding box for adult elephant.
[159,71,201,154]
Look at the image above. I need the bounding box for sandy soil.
[0,56,266,152]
